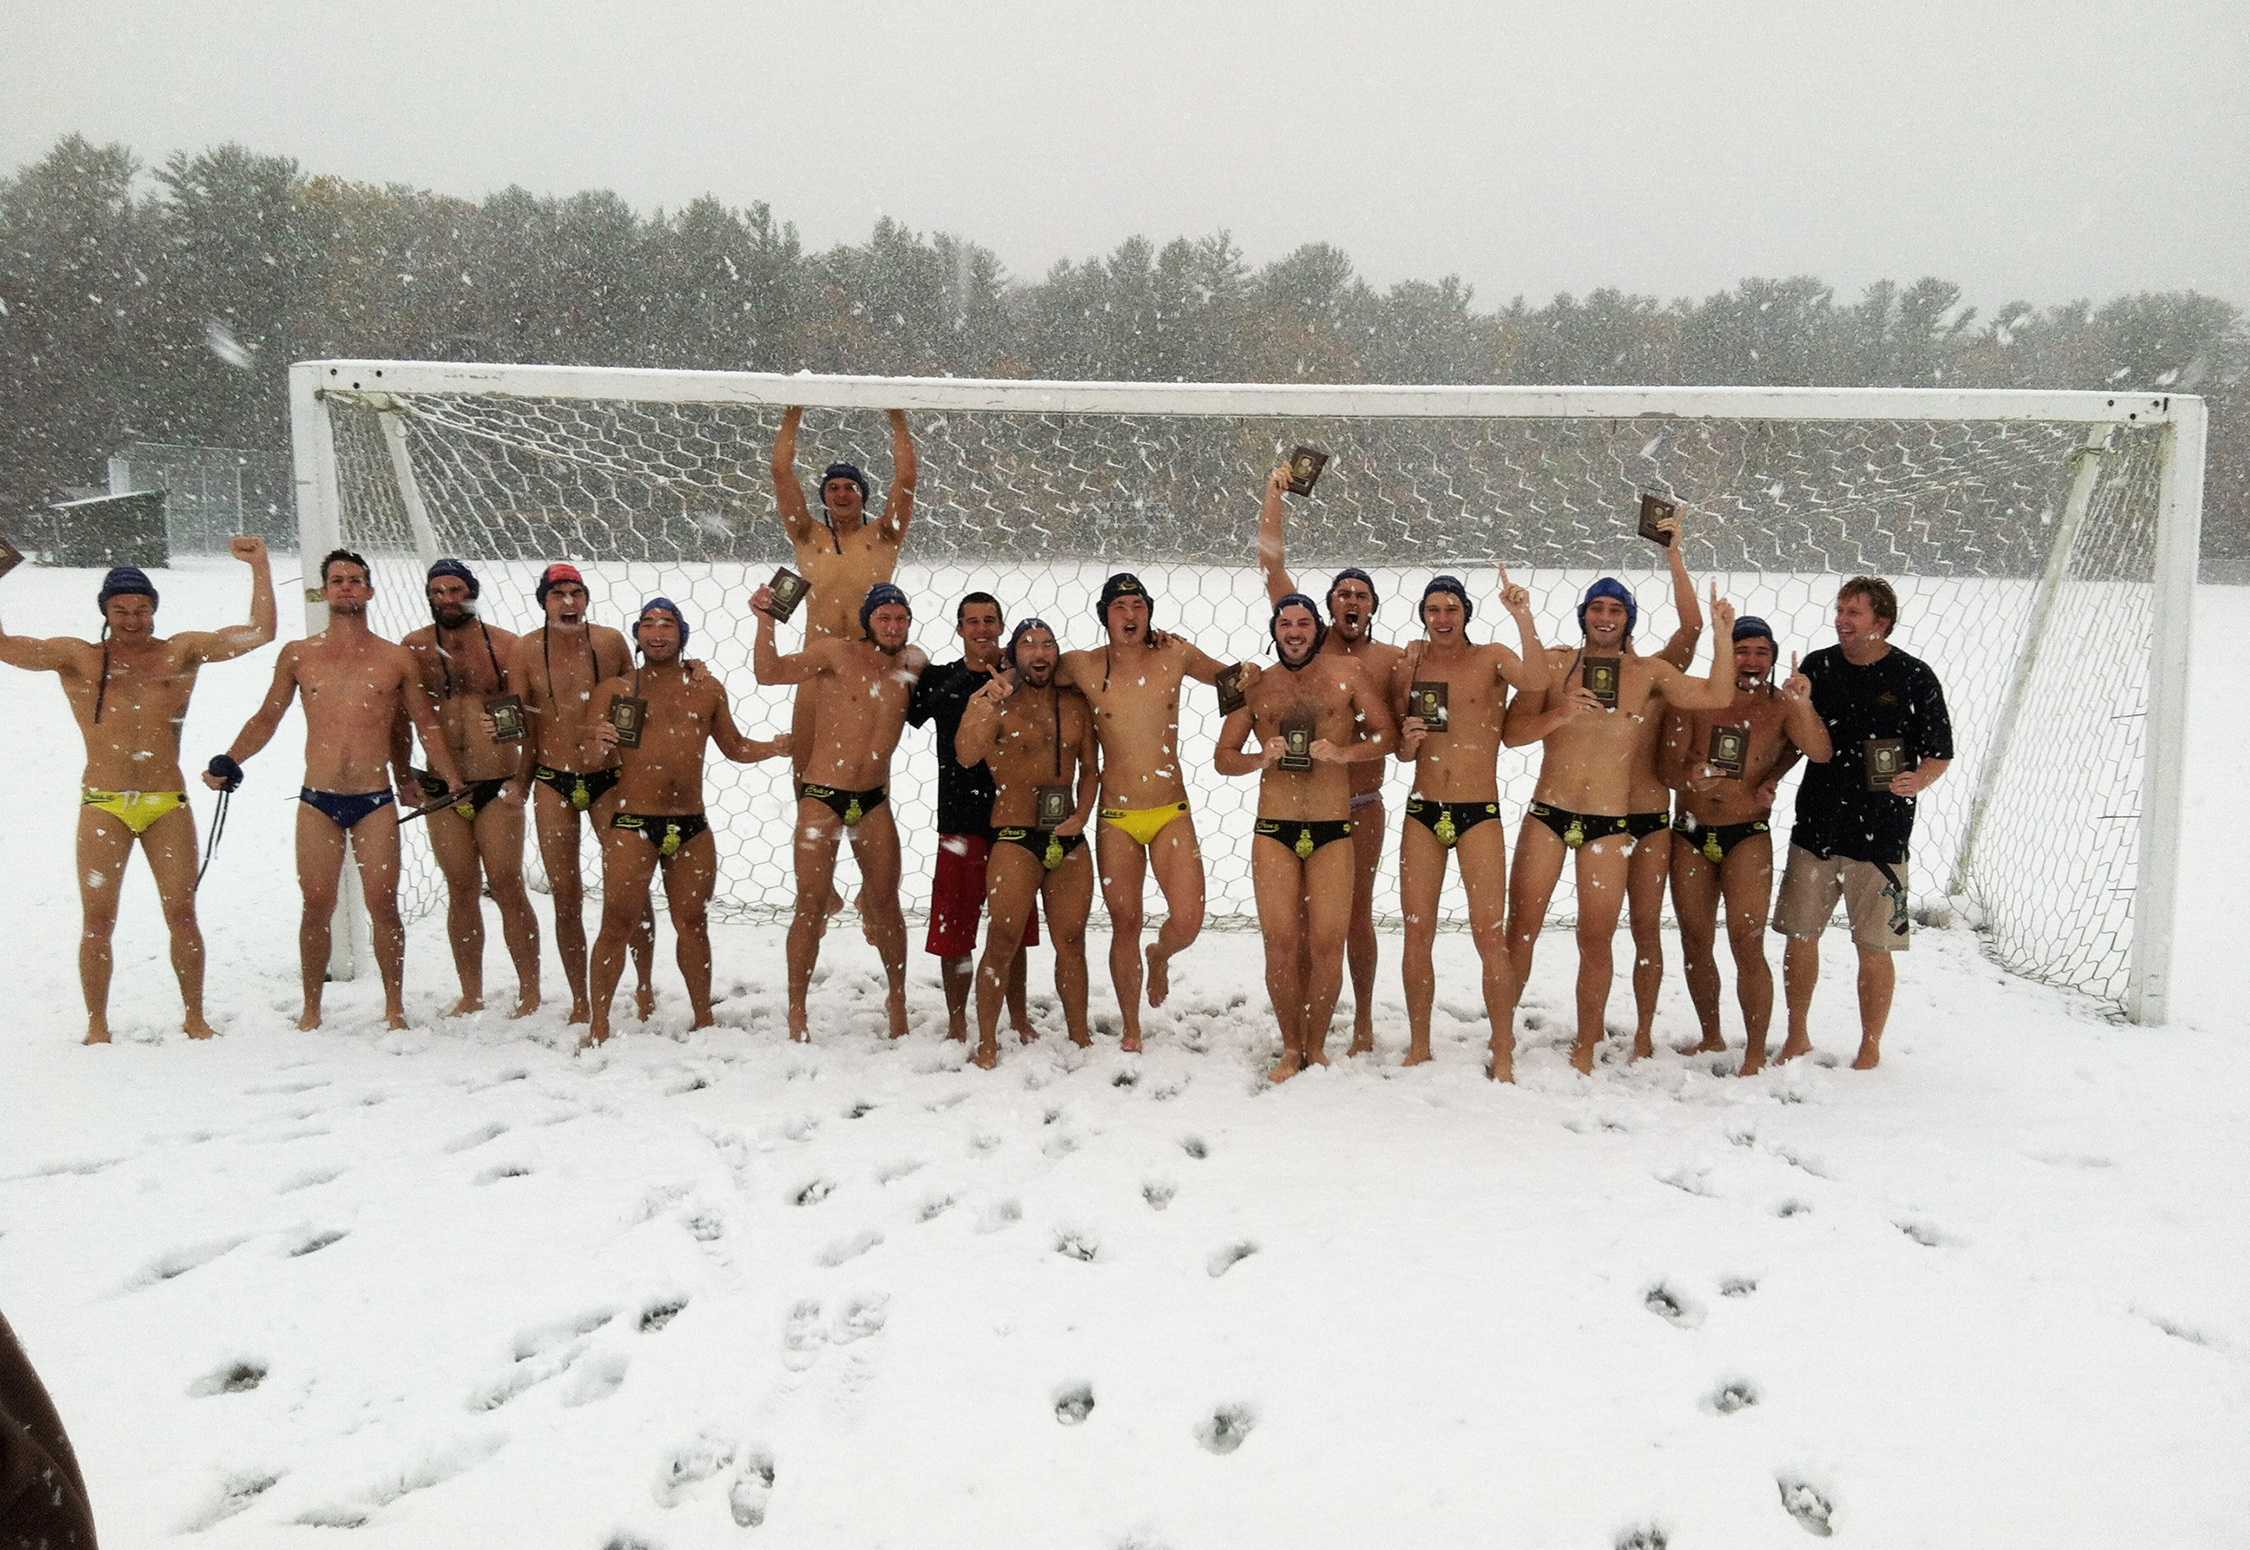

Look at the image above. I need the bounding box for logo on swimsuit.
[1704,831,1725,864]
[1293,827,1315,860]
[570,776,592,809]
[660,823,683,858]
[1434,808,1457,848]
[1564,817,1587,849]
[1043,835,1065,871]
[843,795,863,826]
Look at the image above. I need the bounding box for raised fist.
[228,534,267,564]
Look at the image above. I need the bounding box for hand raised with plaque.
[749,584,776,619]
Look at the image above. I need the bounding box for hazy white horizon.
[5,0,2247,314]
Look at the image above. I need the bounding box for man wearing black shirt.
[1772,576,1954,1070]
[907,593,1035,1041]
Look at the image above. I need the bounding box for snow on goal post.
[289,362,2202,1023]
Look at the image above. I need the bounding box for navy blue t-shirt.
[1790,643,1955,865]
[907,659,999,838]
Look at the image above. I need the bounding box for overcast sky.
[7,0,2246,313]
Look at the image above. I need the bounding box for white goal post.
[289,360,2204,1025]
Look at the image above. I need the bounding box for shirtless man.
[401,558,540,1018]
[953,618,1100,1069]
[0,538,274,1043]
[1256,464,1404,1055]
[1390,572,1550,1078]
[1218,594,1395,1081]
[501,563,654,1025]
[207,549,464,1031]
[581,598,788,1048]
[1660,616,1831,1074]
[1503,579,1736,1074]
[769,405,917,787]
[753,580,926,1042]
[1054,574,1242,1053]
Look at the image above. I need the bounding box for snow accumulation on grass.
[1,559,2245,1547]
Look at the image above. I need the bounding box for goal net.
[291,363,2203,1023]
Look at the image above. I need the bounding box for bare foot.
[577,1024,610,1053]
[447,994,484,1017]
[788,1005,809,1044]
[886,995,909,1040]
[1630,1035,1655,1062]
[1851,1040,1881,1071]
[1120,1031,1143,1054]
[1267,1052,1304,1084]
[385,1008,411,1032]
[183,1014,218,1041]
[82,1025,112,1046]
[1305,1044,1330,1068]
[688,1006,716,1032]
[823,887,846,920]
[566,998,591,1026]
[1070,1031,1094,1049]
[946,1019,968,1043]
[1738,1045,1768,1077]
[1488,1042,1515,1083]
[1017,1023,1039,1045]
[1402,1043,1433,1067]
[634,986,656,1022]
[972,1042,998,1070]
[1144,946,1171,1008]
[1775,1035,1813,1064]
[1690,1034,1728,1054]
[296,1006,322,1032]
[1569,1039,1596,1075]
[1347,1034,1374,1057]
[509,991,540,1020]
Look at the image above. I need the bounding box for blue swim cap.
[860,582,911,639]
[1327,567,1379,617]
[1732,615,1775,645]
[1578,577,1638,636]
[1271,592,1327,667]
[1420,574,1473,625]
[634,596,689,649]
[96,565,158,612]
[426,557,479,600]
[1096,572,1153,629]
[820,462,871,509]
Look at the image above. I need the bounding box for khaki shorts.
[1772,845,1910,952]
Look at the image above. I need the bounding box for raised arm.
[750,586,824,687]
[1648,587,1737,711]
[1256,464,1299,605]
[1175,636,1231,687]
[878,409,917,542]
[710,681,791,765]
[1494,566,1551,691]
[213,644,303,774]
[770,405,816,544]
[177,535,277,666]
[1655,513,1703,669]
[0,617,85,675]
[1777,654,1832,765]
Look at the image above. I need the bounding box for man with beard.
[907,591,1037,1045]
[0,535,274,1044]
[1661,615,1832,1074]
[953,618,1100,1069]
[1773,576,1953,1071]
[501,563,655,1026]
[581,598,789,1048]
[1054,574,1244,1053]
[1390,572,1551,1078]
[401,558,540,1018]
[1218,594,1395,1082]
[1256,463,1403,1056]
[753,580,927,1043]
[207,550,464,1031]
[770,405,917,789]
[1503,578,1737,1074]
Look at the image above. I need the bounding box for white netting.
[308,372,2177,1010]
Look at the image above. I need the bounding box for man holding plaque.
[501,563,656,1027]
[1502,579,1738,1074]
[1,535,274,1044]
[581,599,789,1048]
[1389,572,1551,1077]
[1772,577,1953,1070]
[207,550,464,1032]
[753,580,927,1043]
[769,405,918,786]
[954,618,1100,1068]
[1054,573,1243,1053]
[401,559,541,1020]
[1218,595,1395,1081]
[1660,616,1832,1075]
[1256,462,1404,1056]
[908,592,1041,1045]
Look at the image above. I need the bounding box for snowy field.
[2,556,2247,1547]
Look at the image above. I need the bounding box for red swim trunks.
[925,833,1039,957]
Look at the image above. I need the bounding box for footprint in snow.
[1194,1402,1256,1455]
[128,1235,251,1289]
[188,1359,267,1397]
[831,1293,889,1344]
[1206,1241,1257,1278]
[276,1164,345,1194]
[1054,1228,1100,1262]
[817,1229,883,1267]
[729,1448,778,1527]
[1705,1377,1759,1414]
[1180,1135,1209,1160]
[178,1469,280,1533]
[442,1121,508,1153]
[1615,1527,1670,1550]
[1719,1275,1759,1298]
[792,1177,837,1207]
[639,1296,687,1334]
[562,1351,629,1407]
[1644,1282,1704,1328]
[1776,1476,1836,1536]
[1896,1219,1948,1248]
[781,1300,827,1371]
[651,1429,735,1508]
[1142,1180,1177,1211]
[1053,1382,1095,1425]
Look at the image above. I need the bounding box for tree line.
[3,133,2244,575]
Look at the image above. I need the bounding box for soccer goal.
[289,361,2204,1024]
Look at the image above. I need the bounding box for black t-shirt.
[1790,643,1955,865]
[908,658,999,838]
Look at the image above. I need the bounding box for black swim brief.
[799,782,887,827]
[1625,810,1670,843]
[1404,795,1500,849]
[1527,801,1630,850]
[995,825,1087,871]
[1255,816,1356,860]
[609,811,710,857]
[532,765,621,812]
[420,772,510,820]
[298,787,396,831]
[1672,812,1772,864]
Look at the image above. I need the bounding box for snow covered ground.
[2,557,2246,1547]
